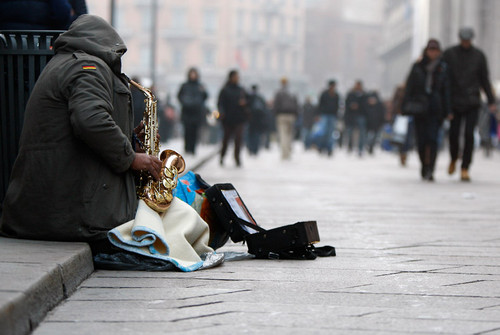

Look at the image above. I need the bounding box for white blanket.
[108,198,223,271]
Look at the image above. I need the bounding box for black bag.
[205,183,265,243]
[205,183,335,260]
[402,95,429,116]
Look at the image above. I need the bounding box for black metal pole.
[110,0,116,27]
[150,0,158,87]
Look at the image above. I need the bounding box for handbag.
[402,95,429,116]
[390,115,409,145]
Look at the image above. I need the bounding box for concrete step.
[0,237,93,335]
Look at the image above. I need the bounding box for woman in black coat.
[403,39,451,181]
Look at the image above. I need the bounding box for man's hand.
[134,121,145,141]
[134,121,160,152]
[130,153,162,180]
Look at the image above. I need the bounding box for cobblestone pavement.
[35,145,500,334]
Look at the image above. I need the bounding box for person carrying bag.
[402,39,452,181]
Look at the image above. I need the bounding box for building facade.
[304,0,384,99]
[87,0,307,107]
[379,0,500,99]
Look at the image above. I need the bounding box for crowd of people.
[157,27,497,185]
[162,70,387,167]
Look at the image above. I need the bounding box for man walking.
[443,27,496,181]
[344,80,368,156]
[247,85,268,156]
[274,77,299,160]
[218,70,248,167]
[317,80,340,156]
[178,68,208,155]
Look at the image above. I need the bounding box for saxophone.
[129,79,185,213]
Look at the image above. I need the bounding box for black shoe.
[220,158,224,166]
[425,172,434,182]
[421,165,428,180]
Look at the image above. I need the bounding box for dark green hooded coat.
[0,15,138,241]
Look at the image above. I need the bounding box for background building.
[87,0,499,103]
[87,0,307,107]
[379,0,500,99]
[304,0,385,99]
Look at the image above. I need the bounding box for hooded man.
[0,15,161,242]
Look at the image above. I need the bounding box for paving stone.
[34,147,500,334]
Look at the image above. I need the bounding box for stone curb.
[0,238,94,335]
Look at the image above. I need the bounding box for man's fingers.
[134,121,144,133]
[149,166,160,181]
[152,157,162,169]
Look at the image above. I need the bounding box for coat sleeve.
[402,64,417,107]
[177,84,185,105]
[62,60,135,174]
[217,87,226,118]
[479,52,496,105]
[441,64,452,118]
[201,84,208,102]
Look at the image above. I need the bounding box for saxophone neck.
[129,79,156,100]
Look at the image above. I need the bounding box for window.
[279,16,285,36]
[203,9,218,34]
[278,49,285,71]
[264,49,271,70]
[251,12,259,32]
[250,48,257,70]
[172,7,187,30]
[203,47,216,66]
[293,17,299,39]
[292,51,299,72]
[141,6,152,31]
[140,47,151,71]
[237,10,245,35]
[266,15,273,35]
[172,48,184,69]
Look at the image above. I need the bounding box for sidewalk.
[30,145,500,334]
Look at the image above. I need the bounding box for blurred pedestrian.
[391,84,414,166]
[247,85,268,156]
[403,39,451,181]
[317,80,340,156]
[178,68,208,155]
[0,0,71,29]
[160,94,177,143]
[274,77,299,160]
[366,90,386,155]
[301,96,316,149]
[262,99,275,150]
[218,70,248,167]
[344,80,367,156]
[443,27,497,181]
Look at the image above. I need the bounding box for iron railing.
[0,30,64,213]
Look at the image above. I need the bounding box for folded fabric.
[108,198,223,272]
